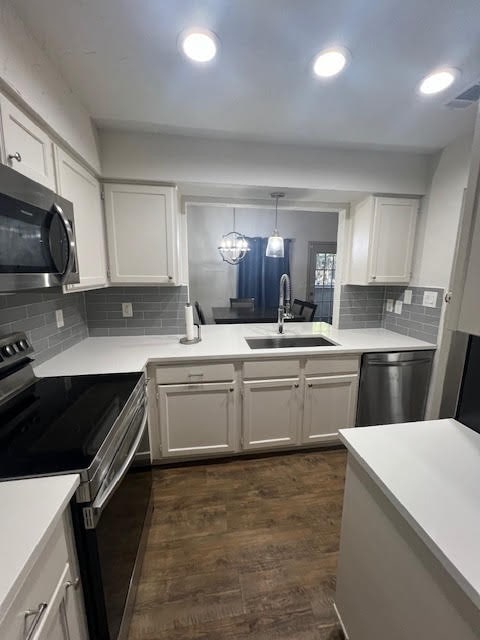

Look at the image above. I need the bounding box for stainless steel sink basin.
[246,336,337,349]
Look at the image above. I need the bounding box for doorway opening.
[306,242,337,324]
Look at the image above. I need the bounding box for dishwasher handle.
[367,358,433,367]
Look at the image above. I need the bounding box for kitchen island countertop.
[339,418,480,609]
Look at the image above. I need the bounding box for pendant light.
[218,208,250,265]
[266,192,285,258]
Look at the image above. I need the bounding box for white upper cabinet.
[346,196,419,285]
[55,147,108,292]
[0,95,56,190]
[104,183,180,285]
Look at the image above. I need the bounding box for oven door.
[73,400,153,640]
[0,165,79,291]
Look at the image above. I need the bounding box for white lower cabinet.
[154,357,360,460]
[302,374,358,443]
[0,515,87,640]
[242,378,300,449]
[158,382,238,456]
[33,563,82,640]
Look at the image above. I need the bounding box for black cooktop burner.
[0,372,141,479]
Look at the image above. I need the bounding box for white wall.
[0,0,100,172]
[411,135,472,288]
[187,205,338,321]
[100,130,432,195]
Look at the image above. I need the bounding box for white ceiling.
[15,0,480,151]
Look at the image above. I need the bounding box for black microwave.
[0,163,79,291]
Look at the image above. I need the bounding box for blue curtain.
[237,237,291,308]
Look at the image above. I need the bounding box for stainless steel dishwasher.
[356,350,435,426]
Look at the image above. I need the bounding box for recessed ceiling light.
[313,47,350,78]
[419,68,459,95]
[179,28,218,63]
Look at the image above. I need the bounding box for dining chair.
[230,297,255,310]
[194,301,207,325]
[292,298,317,322]
[291,299,304,316]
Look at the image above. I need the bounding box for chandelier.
[218,208,250,265]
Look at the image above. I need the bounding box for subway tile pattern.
[85,286,188,336]
[0,289,88,364]
[338,284,443,343]
[383,286,443,344]
[338,285,386,329]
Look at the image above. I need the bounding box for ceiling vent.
[445,83,480,109]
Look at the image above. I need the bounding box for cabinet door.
[104,183,178,284]
[242,379,300,450]
[302,374,358,444]
[30,563,85,640]
[0,96,55,189]
[55,147,108,291]
[158,382,237,456]
[369,197,418,284]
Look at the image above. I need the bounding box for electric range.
[0,331,153,640]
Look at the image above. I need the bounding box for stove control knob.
[2,344,15,357]
[17,339,29,351]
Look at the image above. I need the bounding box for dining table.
[211,306,305,324]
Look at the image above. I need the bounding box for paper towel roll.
[185,303,195,341]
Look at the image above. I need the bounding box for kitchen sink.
[246,336,337,349]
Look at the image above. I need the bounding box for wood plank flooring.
[128,449,347,640]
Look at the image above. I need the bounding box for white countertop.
[339,419,480,608]
[0,474,79,622]
[34,323,435,376]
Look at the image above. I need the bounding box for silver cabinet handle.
[65,577,81,590]
[8,152,22,162]
[308,383,313,388]
[24,602,48,640]
[294,383,299,388]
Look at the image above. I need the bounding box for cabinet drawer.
[156,362,235,384]
[305,356,359,376]
[0,518,68,639]
[243,359,300,379]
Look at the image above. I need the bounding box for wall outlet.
[55,309,64,328]
[423,291,438,308]
[403,289,412,305]
[122,302,133,318]
[386,299,394,313]
[394,300,403,315]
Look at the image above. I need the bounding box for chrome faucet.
[278,273,293,334]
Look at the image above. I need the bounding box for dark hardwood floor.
[128,449,347,640]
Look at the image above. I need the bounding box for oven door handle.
[92,403,148,514]
[52,203,76,283]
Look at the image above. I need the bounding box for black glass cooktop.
[0,372,141,480]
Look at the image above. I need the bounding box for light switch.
[394,300,403,315]
[403,289,412,305]
[422,291,438,308]
[122,302,133,317]
[55,309,64,328]
[386,299,394,312]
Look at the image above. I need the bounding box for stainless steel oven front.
[71,376,153,640]
[0,163,79,291]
